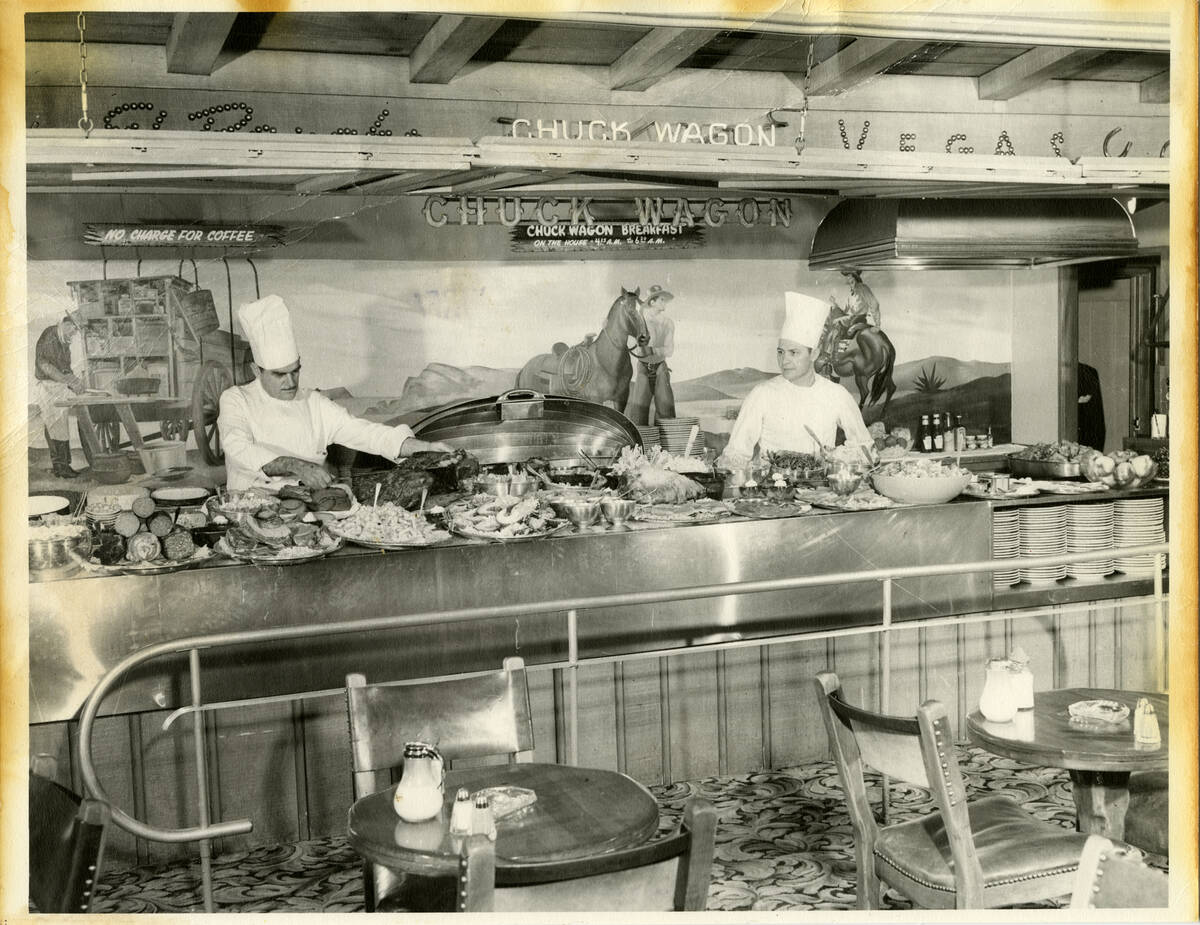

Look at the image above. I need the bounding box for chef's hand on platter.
[262,456,333,489]
[400,437,455,456]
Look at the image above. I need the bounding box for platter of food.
[91,546,217,576]
[85,528,217,575]
[151,486,211,506]
[446,494,568,541]
[963,482,1040,499]
[214,510,345,564]
[326,502,452,549]
[215,532,344,565]
[1024,480,1109,495]
[792,487,895,511]
[631,499,733,523]
[729,498,814,519]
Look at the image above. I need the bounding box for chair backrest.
[28,757,110,914]
[814,672,985,903]
[346,656,535,798]
[1069,836,1169,909]
[457,797,717,912]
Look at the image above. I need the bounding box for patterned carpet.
[89,746,1161,913]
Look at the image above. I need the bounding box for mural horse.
[516,287,651,408]
[816,303,898,415]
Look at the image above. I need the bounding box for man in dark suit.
[1077,362,1106,450]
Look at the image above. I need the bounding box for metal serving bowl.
[1006,455,1081,479]
[473,473,538,497]
[29,526,94,575]
[599,497,636,525]
[550,498,601,527]
[826,471,864,496]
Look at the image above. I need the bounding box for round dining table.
[967,687,1168,839]
[348,762,660,883]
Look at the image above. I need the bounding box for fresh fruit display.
[867,422,912,456]
[1078,449,1157,488]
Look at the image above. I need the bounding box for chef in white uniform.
[719,291,872,466]
[219,295,453,491]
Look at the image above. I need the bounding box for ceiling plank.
[164,13,238,76]
[609,27,721,92]
[802,37,927,96]
[1138,70,1169,103]
[977,46,1108,101]
[409,15,504,84]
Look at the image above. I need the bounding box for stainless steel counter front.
[30,501,992,723]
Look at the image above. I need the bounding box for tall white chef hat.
[238,294,299,370]
[779,291,830,350]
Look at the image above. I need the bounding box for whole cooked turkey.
[350,449,480,510]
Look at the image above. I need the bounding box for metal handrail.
[77,541,1168,846]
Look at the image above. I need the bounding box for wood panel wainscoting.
[30,596,1162,871]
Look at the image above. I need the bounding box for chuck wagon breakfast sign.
[423,195,793,253]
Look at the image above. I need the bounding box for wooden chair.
[1069,836,1169,909]
[345,657,535,911]
[1124,770,1169,856]
[455,797,717,912]
[28,755,110,914]
[814,671,1090,909]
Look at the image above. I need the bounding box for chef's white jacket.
[719,374,872,465]
[219,379,414,490]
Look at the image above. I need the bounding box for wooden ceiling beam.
[409,15,504,84]
[164,12,238,76]
[802,37,927,96]
[609,27,721,92]
[977,46,1108,101]
[1139,70,1169,103]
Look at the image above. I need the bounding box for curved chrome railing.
[76,542,1168,911]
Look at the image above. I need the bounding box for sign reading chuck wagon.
[423,195,792,252]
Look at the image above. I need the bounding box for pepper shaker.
[472,793,497,841]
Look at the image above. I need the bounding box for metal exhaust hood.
[808,198,1139,270]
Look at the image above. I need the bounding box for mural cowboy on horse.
[815,271,898,414]
[622,285,677,425]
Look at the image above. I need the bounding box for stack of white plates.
[656,416,704,457]
[1066,502,1115,579]
[1018,505,1068,584]
[992,509,1019,587]
[1114,497,1166,576]
[636,425,661,449]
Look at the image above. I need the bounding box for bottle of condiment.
[986,426,994,448]
[954,415,966,452]
[932,413,944,452]
[942,413,955,454]
[1134,698,1161,747]
[919,414,933,452]
[449,788,473,835]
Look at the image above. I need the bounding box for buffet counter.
[29,485,1166,724]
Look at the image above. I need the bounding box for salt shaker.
[449,787,473,836]
[1134,698,1161,747]
[1008,646,1035,710]
[472,793,497,841]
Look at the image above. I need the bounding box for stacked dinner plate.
[85,497,121,530]
[1066,502,1115,579]
[636,425,661,449]
[1018,505,1068,584]
[655,416,704,457]
[1113,497,1166,577]
[992,509,1019,588]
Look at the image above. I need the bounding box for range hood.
[808,198,1139,270]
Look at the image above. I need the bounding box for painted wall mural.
[27,258,1017,452]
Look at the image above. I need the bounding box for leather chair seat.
[876,794,1088,896]
[1124,771,1168,857]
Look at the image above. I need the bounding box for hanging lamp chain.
[77,12,93,137]
[795,39,814,155]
